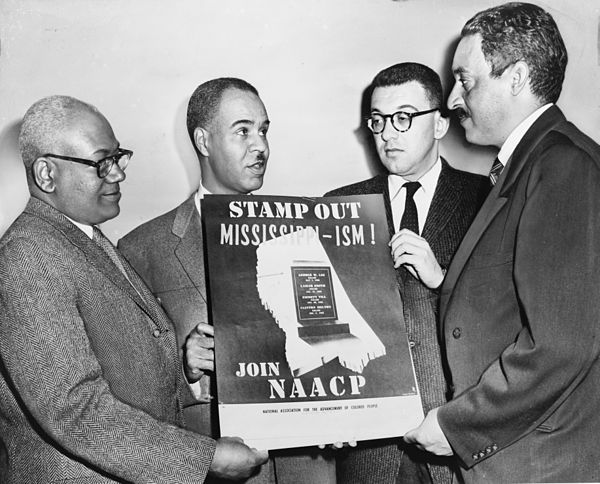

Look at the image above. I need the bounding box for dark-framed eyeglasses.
[366,108,439,134]
[41,148,133,178]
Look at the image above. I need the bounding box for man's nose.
[380,118,399,142]
[447,82,463,111]
[105,163,126,183]
[251,134,268,152]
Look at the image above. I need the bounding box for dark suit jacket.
[0,197,215,483]
[326,159,489,484]
[119,195,215,437]
[438,106,600,483]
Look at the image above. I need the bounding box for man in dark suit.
[0,95,267,483]
[404,3,600,483]
[326,63,489,484]
[119,78,336,484]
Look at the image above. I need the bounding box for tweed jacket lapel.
[172,195,207,304]
[439,106,566,322]
[421,158,464,247]
[25,197,170,331]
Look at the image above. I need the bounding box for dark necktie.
[489,157,504,186]
[400,181,421,234]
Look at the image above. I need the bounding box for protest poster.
[202,194,423,449]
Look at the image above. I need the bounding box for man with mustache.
[0,95,268,482]
[326,62,489,484]
[404,3,600,482]
[120,78,335,483]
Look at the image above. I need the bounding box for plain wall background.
[1,0,598,241]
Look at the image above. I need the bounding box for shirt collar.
[194,182,255,214]
[64,215,94,239]
[194,183,212,215]
[388,156,442,202]
[497,104,553,165]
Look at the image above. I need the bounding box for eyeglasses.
[41,148,133,178]
[366,108,439,134]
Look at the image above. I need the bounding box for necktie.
[93,226,129,276]
[400,181,421,234]
[489,157,504,186]
[93,226,146,302]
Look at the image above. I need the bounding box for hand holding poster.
[202,194,423,450]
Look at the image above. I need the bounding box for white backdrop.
[1,0,598,240]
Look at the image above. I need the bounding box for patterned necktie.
[400,181,421,234]
[92,226,146,302]
[489,157,504,186]
[92,226,129,276]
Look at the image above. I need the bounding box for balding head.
[18,95,126,225]
[19,96,103,173]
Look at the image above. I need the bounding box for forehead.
[64,110,118,156]
[452,34,490,74]
[215,88,267,126]
[371,82,431,111]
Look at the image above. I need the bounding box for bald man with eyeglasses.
[325,62,489,484]
[0,95,268,483]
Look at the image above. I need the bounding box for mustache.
[454,108,470,120]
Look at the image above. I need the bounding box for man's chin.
[241,177,264,194]
[462,125,480,145]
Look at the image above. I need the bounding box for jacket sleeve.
[0,236,216,483]
[438,140,600,467]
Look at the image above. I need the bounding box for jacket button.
[153,329,161,338]
[472,453,479,460]
[156,296,162,305]
[409,340,416,348]
[452,327,462,339]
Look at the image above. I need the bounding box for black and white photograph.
[0,1,599,482]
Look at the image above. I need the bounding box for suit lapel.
[421,159,462,245]
[25,198,170,330]
[172,196,207,304]
[440,106,566,322]
[498,105,566,197]
[439,190,508,317]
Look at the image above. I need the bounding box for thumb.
[252,449,269,463]
[403,428,418,444]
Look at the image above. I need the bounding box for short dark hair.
[462,2,568,104]
[186,77,259,146]
[371,62,445,115]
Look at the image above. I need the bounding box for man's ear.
[434,112,450,140]
[32,157,56,193]
[509,61,530,96]
[194,127,210,157]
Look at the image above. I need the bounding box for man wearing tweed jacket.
[0,95,267,483]
[326,63,489,484]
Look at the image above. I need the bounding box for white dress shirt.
[497,104,553,166]
[193,183,211,215]
[66,216,94,239]
[388,157,442,234]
